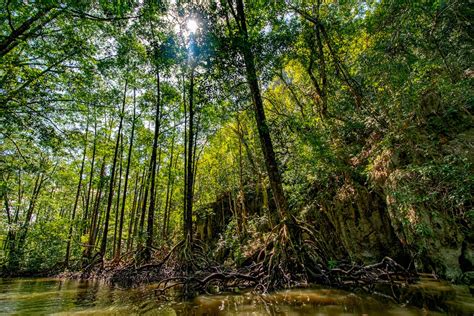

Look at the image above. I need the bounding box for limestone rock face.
[319,179,409,265]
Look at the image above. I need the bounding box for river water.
[0,277,471,315]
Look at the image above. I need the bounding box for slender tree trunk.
[100,80,128,258]
[185,66,194,243]
[182,72,188,239]
[237,115,247,232]
[112,134,124,257]
[3,194,14,254]
[83,119,97,235]
[5,171,22,257]
[65,119,89,268]
[83,155,106,261]
[166,151,179,240]
[155,147,164,233]
[134,166,147,251]
[12,173,45,267]
[192,114,200,197]
[15,170,22,223]
[116,89,136,260]
[4,190,11,224]
[228,192,240,235]
[144,71,161,261]
[95,207,104,250]
[126,173,140,252]
[138,171,149,245]
[162,131,175,240]
[23,174,42,227]
[235,0,288,219]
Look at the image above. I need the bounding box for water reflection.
[0,278,471,315]
[74,280,100,307]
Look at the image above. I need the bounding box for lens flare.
[186,19,198,33]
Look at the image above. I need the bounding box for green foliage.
[0,0,471,276]
[216,218,244,266]
[328,259,338,270]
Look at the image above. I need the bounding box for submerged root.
[154,219,416,301]
[155,266,261,298]
[70,220,416,302]
[326,256,417,302]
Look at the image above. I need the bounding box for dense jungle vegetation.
[0,0,473,296]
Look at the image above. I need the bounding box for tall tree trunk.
[82,118,97,235]
[65,119,89,268]
[126,173,140,252]
[156,147,164,232]
[166,150,179,240]
[4,170,22,258]
[237,115,247,232]
[192,114,200,197]
[83,155,106,262]
[138,173,149,246]
[185,66,194,243]
[182,72,188,239]
[2,190,13,257]
[165,157,179,236]
[100,80,128,258]
[15,170,23,224]
[12,173,45,267]
[4,190,11,225]
[162,131,175,240]
[112,134,124,257]
[134,165,148,251]
[144,70,161,261]
[116,89,136,260]
[234,0,288,219]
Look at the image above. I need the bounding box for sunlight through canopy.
[186,19,198,33]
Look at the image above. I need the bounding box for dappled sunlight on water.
[0,278,470,315]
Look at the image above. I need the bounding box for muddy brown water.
[0,277,472,315]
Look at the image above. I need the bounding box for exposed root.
[65,221,416,303]
[154,264,262,298]
[258,221,307,290]
[326,256,417,302]
[152,220,416,301]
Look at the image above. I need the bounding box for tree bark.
[144,71,162,261]
[65,118,89,268]
[134,165,148,251]
[100,80,128,258]
[116,88,137,260]
[83,155,106,261]
[82,118,97,235]
[112,134,124,257]
[162,130,175,240]
[182,72,188,239]
[12,173,45,267]
[185,66,195,243]
[234,0,288,219]
[237,115,247,231]
[126,173,140,252]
